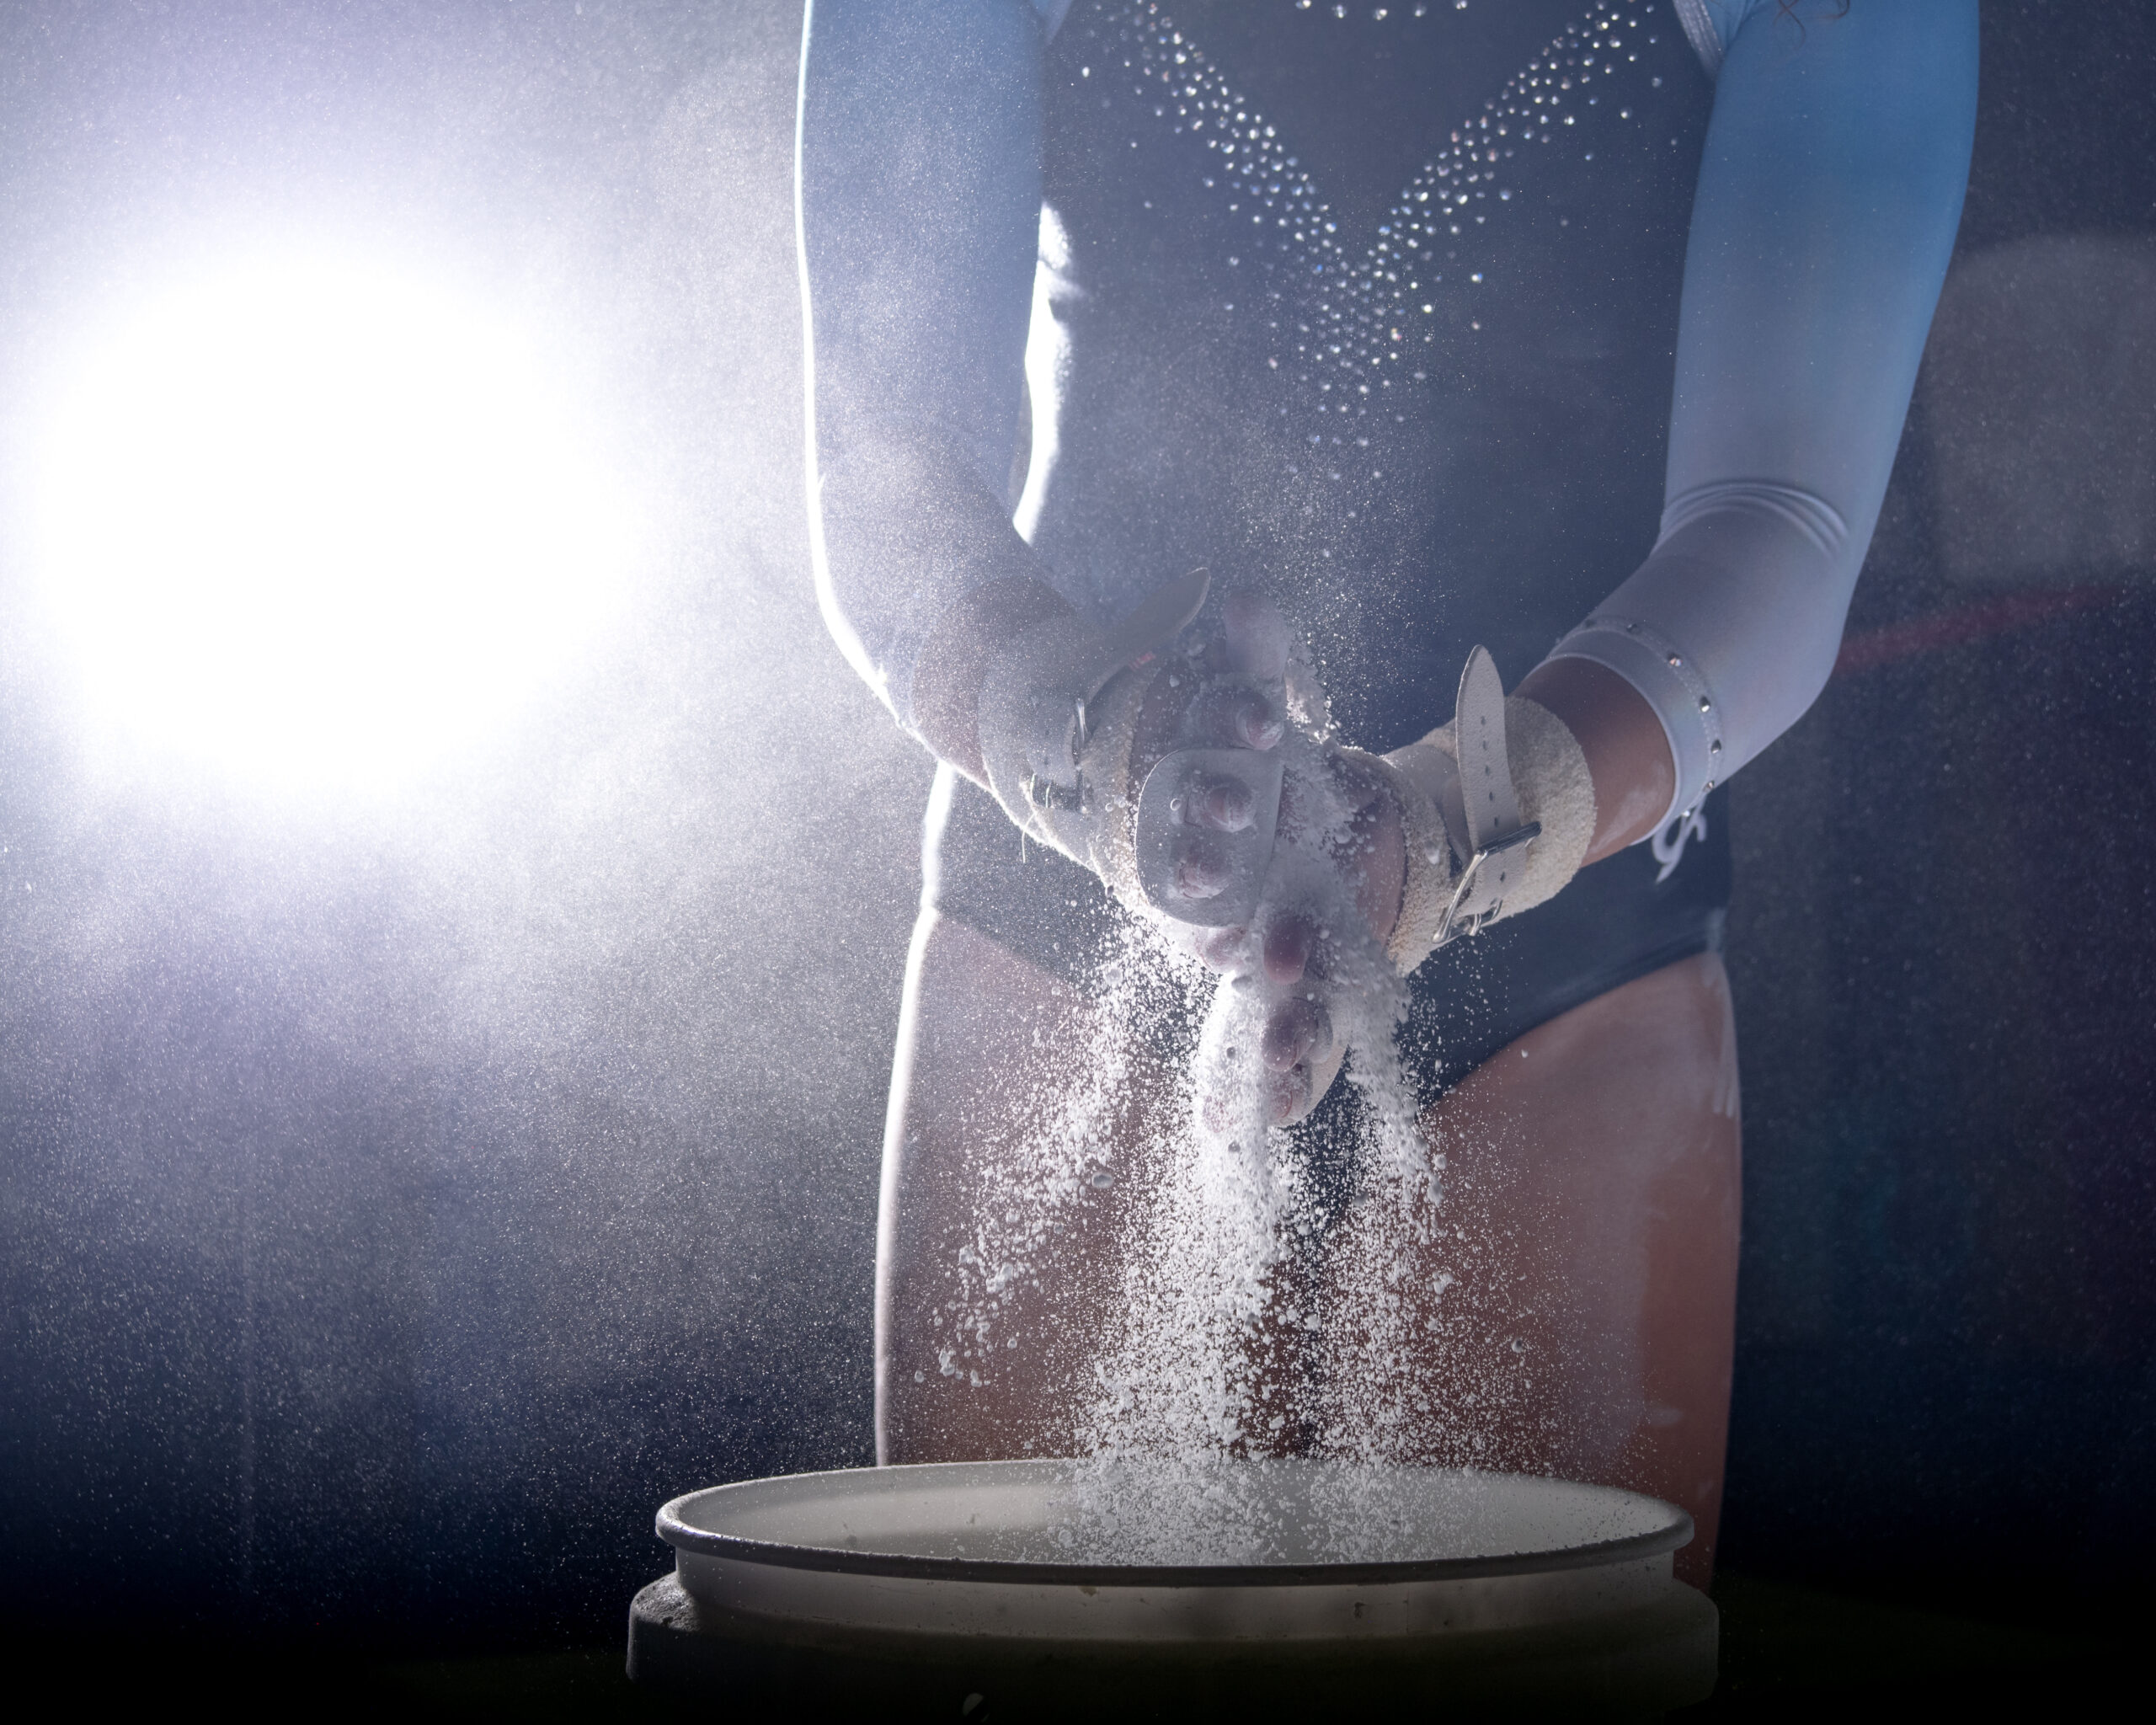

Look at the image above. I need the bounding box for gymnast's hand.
[1140,593,1408,1128]
[1123,589,1292,891]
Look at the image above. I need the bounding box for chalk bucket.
[626,1459,1716,1718]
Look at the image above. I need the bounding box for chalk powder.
[937,707,1468,1562]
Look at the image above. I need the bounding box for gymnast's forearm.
[797,0,1073,773]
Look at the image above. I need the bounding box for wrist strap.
[1375,647,1596,974]
[1434,646,1541,947]
[1073,660,1161,900]
[976,569,1211,874]
[1342,747,1458,974]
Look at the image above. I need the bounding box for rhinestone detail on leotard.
[1065,0,1678,463]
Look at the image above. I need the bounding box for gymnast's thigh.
[875,909,1170,1465]
[1325,950,1742,1587]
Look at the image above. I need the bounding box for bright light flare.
[30,256,638,795]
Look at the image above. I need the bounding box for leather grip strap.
[1343,747,1458,974]
[976,569,1212,876]
[1378,647,1595,974]
[1434,647,1541,946]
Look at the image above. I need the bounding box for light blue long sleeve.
[796,0,1048,727]
[800,1,1980,800]
[1549,0,1978,823]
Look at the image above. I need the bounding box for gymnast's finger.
[1188,686,1283,751]
[1262,996,1331,1073]
[1262,912,1313,985]
[1171,773,1256,831]
[1212,589,1291,681]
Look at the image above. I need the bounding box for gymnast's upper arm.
[1668,0,1978,526]
[1543,1,1977,822]
[796,0,1047,494]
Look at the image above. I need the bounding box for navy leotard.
[796,0,1976,1092]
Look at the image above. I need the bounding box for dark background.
[1,0,2150,1656]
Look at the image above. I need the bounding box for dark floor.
[1679,1573,2141,1718]
[15,1572,2137,1720]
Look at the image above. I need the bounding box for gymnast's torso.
[898,2,1734,1097]
[1024,0,1716,751]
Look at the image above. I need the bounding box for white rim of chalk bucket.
[655,1461,1693,1589]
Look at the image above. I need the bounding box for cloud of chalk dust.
[922,680,1458,1560]
[0,0,1491,1619]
